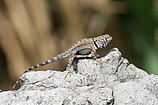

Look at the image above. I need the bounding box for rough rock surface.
[0,48,158,105]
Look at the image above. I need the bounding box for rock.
[0,48,158,105]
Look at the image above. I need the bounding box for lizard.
[12,34,112,89]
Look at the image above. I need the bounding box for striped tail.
[12,52,69,89]
[25,52,69,72]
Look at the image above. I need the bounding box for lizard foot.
[92,53,99,60]
[65,66,74,78]
[96,59,103,66]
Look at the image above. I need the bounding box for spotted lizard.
[12,34,112,89]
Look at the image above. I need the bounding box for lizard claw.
[65,66,74,78]
[92,53,99,60]
[96,59,103,66]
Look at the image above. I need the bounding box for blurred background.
[0,0,157,90]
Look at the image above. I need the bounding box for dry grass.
[0,0,125,89]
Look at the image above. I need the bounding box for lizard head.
[94,34,112,49]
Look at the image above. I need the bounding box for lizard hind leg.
[65,48,93,76]
[65,56,76,78]
[65,48,99,78]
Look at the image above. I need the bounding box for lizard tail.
[25,52,69,72]
[12,52,69,89]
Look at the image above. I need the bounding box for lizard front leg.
[91,48,99,59]
[91,48,102,65]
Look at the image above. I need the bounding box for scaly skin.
[12,34,112,89]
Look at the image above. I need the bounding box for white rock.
[0,48,158,105]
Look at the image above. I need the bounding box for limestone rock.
[0,48,158,105]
